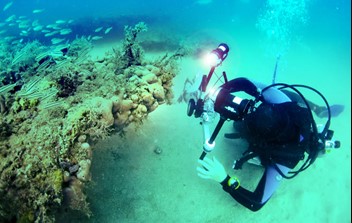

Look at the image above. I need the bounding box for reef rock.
[0,22,185,223]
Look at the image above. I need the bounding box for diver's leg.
[281,89,344,118]
[315,104,345,118]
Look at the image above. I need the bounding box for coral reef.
[119,22,148,69]
[0,22,184,222]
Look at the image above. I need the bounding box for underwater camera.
[187,86,253,120]
[186,43,255,160]
[187,43,253,121]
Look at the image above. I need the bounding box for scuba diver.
[185,43,342,211]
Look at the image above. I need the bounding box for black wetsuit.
[217,78,309,211]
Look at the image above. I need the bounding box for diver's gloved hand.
[197,156,227,183]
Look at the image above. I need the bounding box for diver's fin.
[315,104,345,118]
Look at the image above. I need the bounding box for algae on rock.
[0,22,184,223]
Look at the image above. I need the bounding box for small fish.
[11,38,24,45]
[33,25,43,31]
[20,33,28,37]
[3,1,13,11]
[0,82,17,95]
[68,19,74,24]
[104,26,113,34]
[46,24,56,28]
[5,15,16,22]
[94,26,103,32]
[4,36,15,41]
[44,30,59,37]
[51,38,65,45]
[60,28,72,35]
[32,9,45,13]
[18,23,29,29]
[91,36,103,40]
[55,20,66,24]
[52,26,62,30]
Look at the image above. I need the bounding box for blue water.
[1,0,350,75]
[1,1,350,38]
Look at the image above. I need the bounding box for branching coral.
[115,22,148,72]
[123,22,148,66]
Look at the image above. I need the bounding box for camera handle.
[199,116,227,160]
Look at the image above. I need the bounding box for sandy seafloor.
[55,31,351,223]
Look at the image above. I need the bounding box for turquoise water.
[1,0,350,222]
[1,1,350,65]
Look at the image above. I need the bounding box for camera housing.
[187,87,254,121]
[213,88,253,121]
